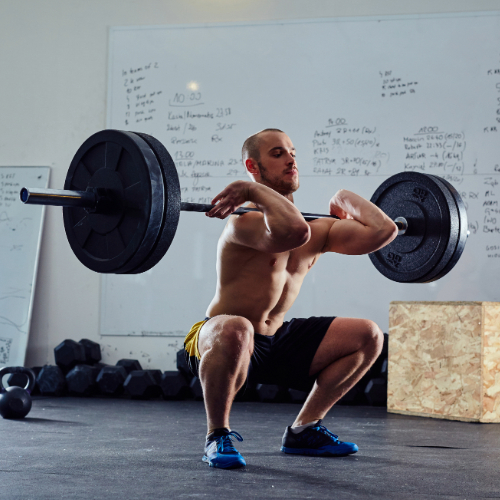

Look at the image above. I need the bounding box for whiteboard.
[0,167,49,366]
[102,13,500,338]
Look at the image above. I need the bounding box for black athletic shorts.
[184,316,335,393]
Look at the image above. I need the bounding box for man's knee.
[358,320,384,357]
[205,316,254,357]
[220,316,253,348]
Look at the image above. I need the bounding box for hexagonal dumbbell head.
[96,365,128,396]
[116,359,142,375]
[160,371,191,399]
[37,365,66,396]
[79,339,101,365]
[66,364,99,396]
[54,339,86,373]
[123,370,162,399]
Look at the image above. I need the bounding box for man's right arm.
[321,189,398,255]
[207,181,310,253]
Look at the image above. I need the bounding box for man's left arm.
[321,189,398,255]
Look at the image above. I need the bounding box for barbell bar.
[19,129,467,282]
[20,187,408,230]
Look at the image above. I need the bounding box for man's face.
[255,131,299,196]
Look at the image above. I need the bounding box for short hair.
[241,128,284,164]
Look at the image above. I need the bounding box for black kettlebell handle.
[0,367,36,394]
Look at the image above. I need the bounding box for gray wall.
[1,0,499,369]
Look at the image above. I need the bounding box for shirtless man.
[183,128,398,469]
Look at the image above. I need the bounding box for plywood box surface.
[388,301,500,423]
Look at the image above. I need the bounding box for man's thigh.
[308,317,382,376]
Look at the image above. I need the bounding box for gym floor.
[2,398,499,500]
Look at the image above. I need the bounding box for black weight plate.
[369,172,453,283]
[124,132,181,274]
[412,175,460,283]
[422,175,468,282]
[114,133,167,275]
[63,130,165,274]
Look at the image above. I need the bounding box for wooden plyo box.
[388,301,500,423]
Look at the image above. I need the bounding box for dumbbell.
[54,339,101,373]
[96,365,128,396]
[95,359,142,396]
[123,370,162,399]
[37,365,67,396]
[160,371,192,400]
[66,364,101,396]
[116,359,142,374]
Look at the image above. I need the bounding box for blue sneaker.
[202,429,246,469]
[281,420,358,456]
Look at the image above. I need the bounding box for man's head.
[242,129,299,198]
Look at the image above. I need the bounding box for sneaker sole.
[280,445,357,457]
[202,455,246,469]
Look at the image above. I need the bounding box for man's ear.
[245,158,259,176]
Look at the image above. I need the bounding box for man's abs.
[206,240,312,336]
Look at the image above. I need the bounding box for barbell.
[20,129,468,283]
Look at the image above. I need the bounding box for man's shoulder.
[218,216,267,255]
[220,211,266,242]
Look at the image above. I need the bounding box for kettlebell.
[0,366,36,419]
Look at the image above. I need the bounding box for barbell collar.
[20,187,97,209]
[394,216,408,236]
